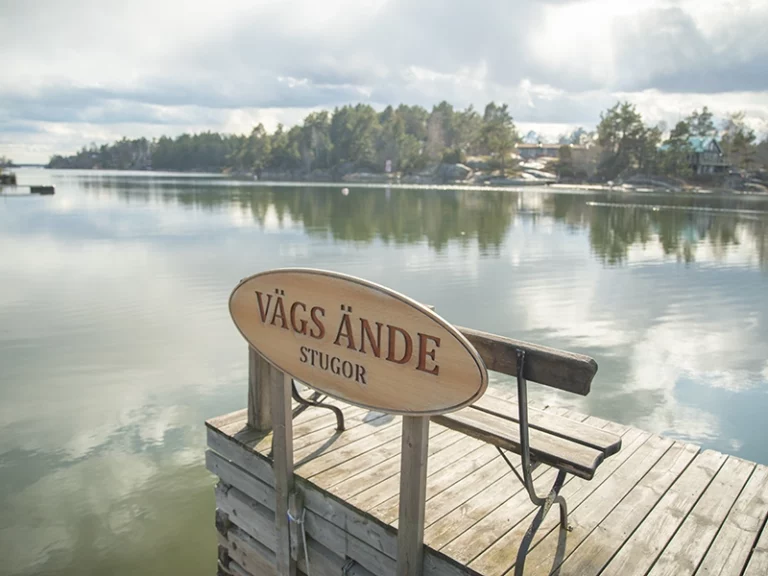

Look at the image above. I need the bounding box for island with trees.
[46,101,768,192]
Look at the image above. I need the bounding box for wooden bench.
[285,326,621,575]
[431,327,622,576]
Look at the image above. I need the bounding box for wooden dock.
[207,384,768,576]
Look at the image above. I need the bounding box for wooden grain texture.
[208,428,276,489]
[216,483,277,552]
[295,418,402,477]
[330,428,462,501]
[425,462,552,551]
[695,463,768,576]
[598,449,726,576]
[371,444,500,524]
[506,435,678,576]
[397,416,430,576]
[547,442,700,576]
[258,405,373,454]
[422,413,607,553]
[311,424,447,490]
[443,426,644,568]
[457,326,597,395]
[471,395,621,456]
[271,371,296,575]
[467,428,652,574]
[230,269,488,415]
[347,435,484,511]
[206,451,276,512]
[432,407,604,480]
[208,402,479,576]
[646,455,755,576]
[413,456,512,530]
[743,515,768,576]
[220,524,278,576]
[248,347,273,431]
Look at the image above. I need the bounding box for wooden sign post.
[230,269,488,576]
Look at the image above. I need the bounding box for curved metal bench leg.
[507,349,572,575]
[291,380,345,431]
[513,469,569,576]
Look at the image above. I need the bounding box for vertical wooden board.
[271,371,296,575]
[468,429,657,575]
[397,416,430,576]
[695,464,768,576]
[549,442,701,576]
[248,347,273,431]
[743,517,768,576]
[646,455,755,576]
[598,449,726,576]
[348,434,483,512]
[507,436,679,576]
[446,427,646,568]
[330,428,462,501]
[372,444,500,524]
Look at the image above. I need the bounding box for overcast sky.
[2,0,767,163]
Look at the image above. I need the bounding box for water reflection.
[79,175,768,267]
[1,170,767,576]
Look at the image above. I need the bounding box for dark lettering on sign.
[310,306,326,339]
[253,288,441,378]
[300,346,367,385]
[416,333,441,375]
[387,325,413,364]
[290,301,308,334]
[359,318,383,356]
[333,305,357,350]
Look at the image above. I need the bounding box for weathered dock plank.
[547,442,700,576]
[646,455,755,576]
[598,449,727,576]
[695,464,768,576]
[348,434,484,511]
[208,385,768,576]
[448,426,646,569]
[744,516,768,576]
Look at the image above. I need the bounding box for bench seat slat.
[472,396,622,457]
[432,408,605,480]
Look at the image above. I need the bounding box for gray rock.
[436,163,473,182]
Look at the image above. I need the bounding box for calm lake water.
[1,169,767,575]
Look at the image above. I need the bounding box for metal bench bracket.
[291,379,345,431]
[496,349,572,576]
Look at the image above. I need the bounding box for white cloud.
[2,0,767,162]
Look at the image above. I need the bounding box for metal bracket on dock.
[497,349,572,576]
[341,558,359,575]
[291,379,345,431]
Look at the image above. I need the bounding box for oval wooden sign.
[229,269,488,415]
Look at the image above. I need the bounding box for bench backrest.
[457,327,597,396]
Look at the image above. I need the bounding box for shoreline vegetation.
[47,101,768,194]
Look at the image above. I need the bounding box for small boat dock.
[209,271,768,576]
[207,383,768,576]
[1,171,55,195]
